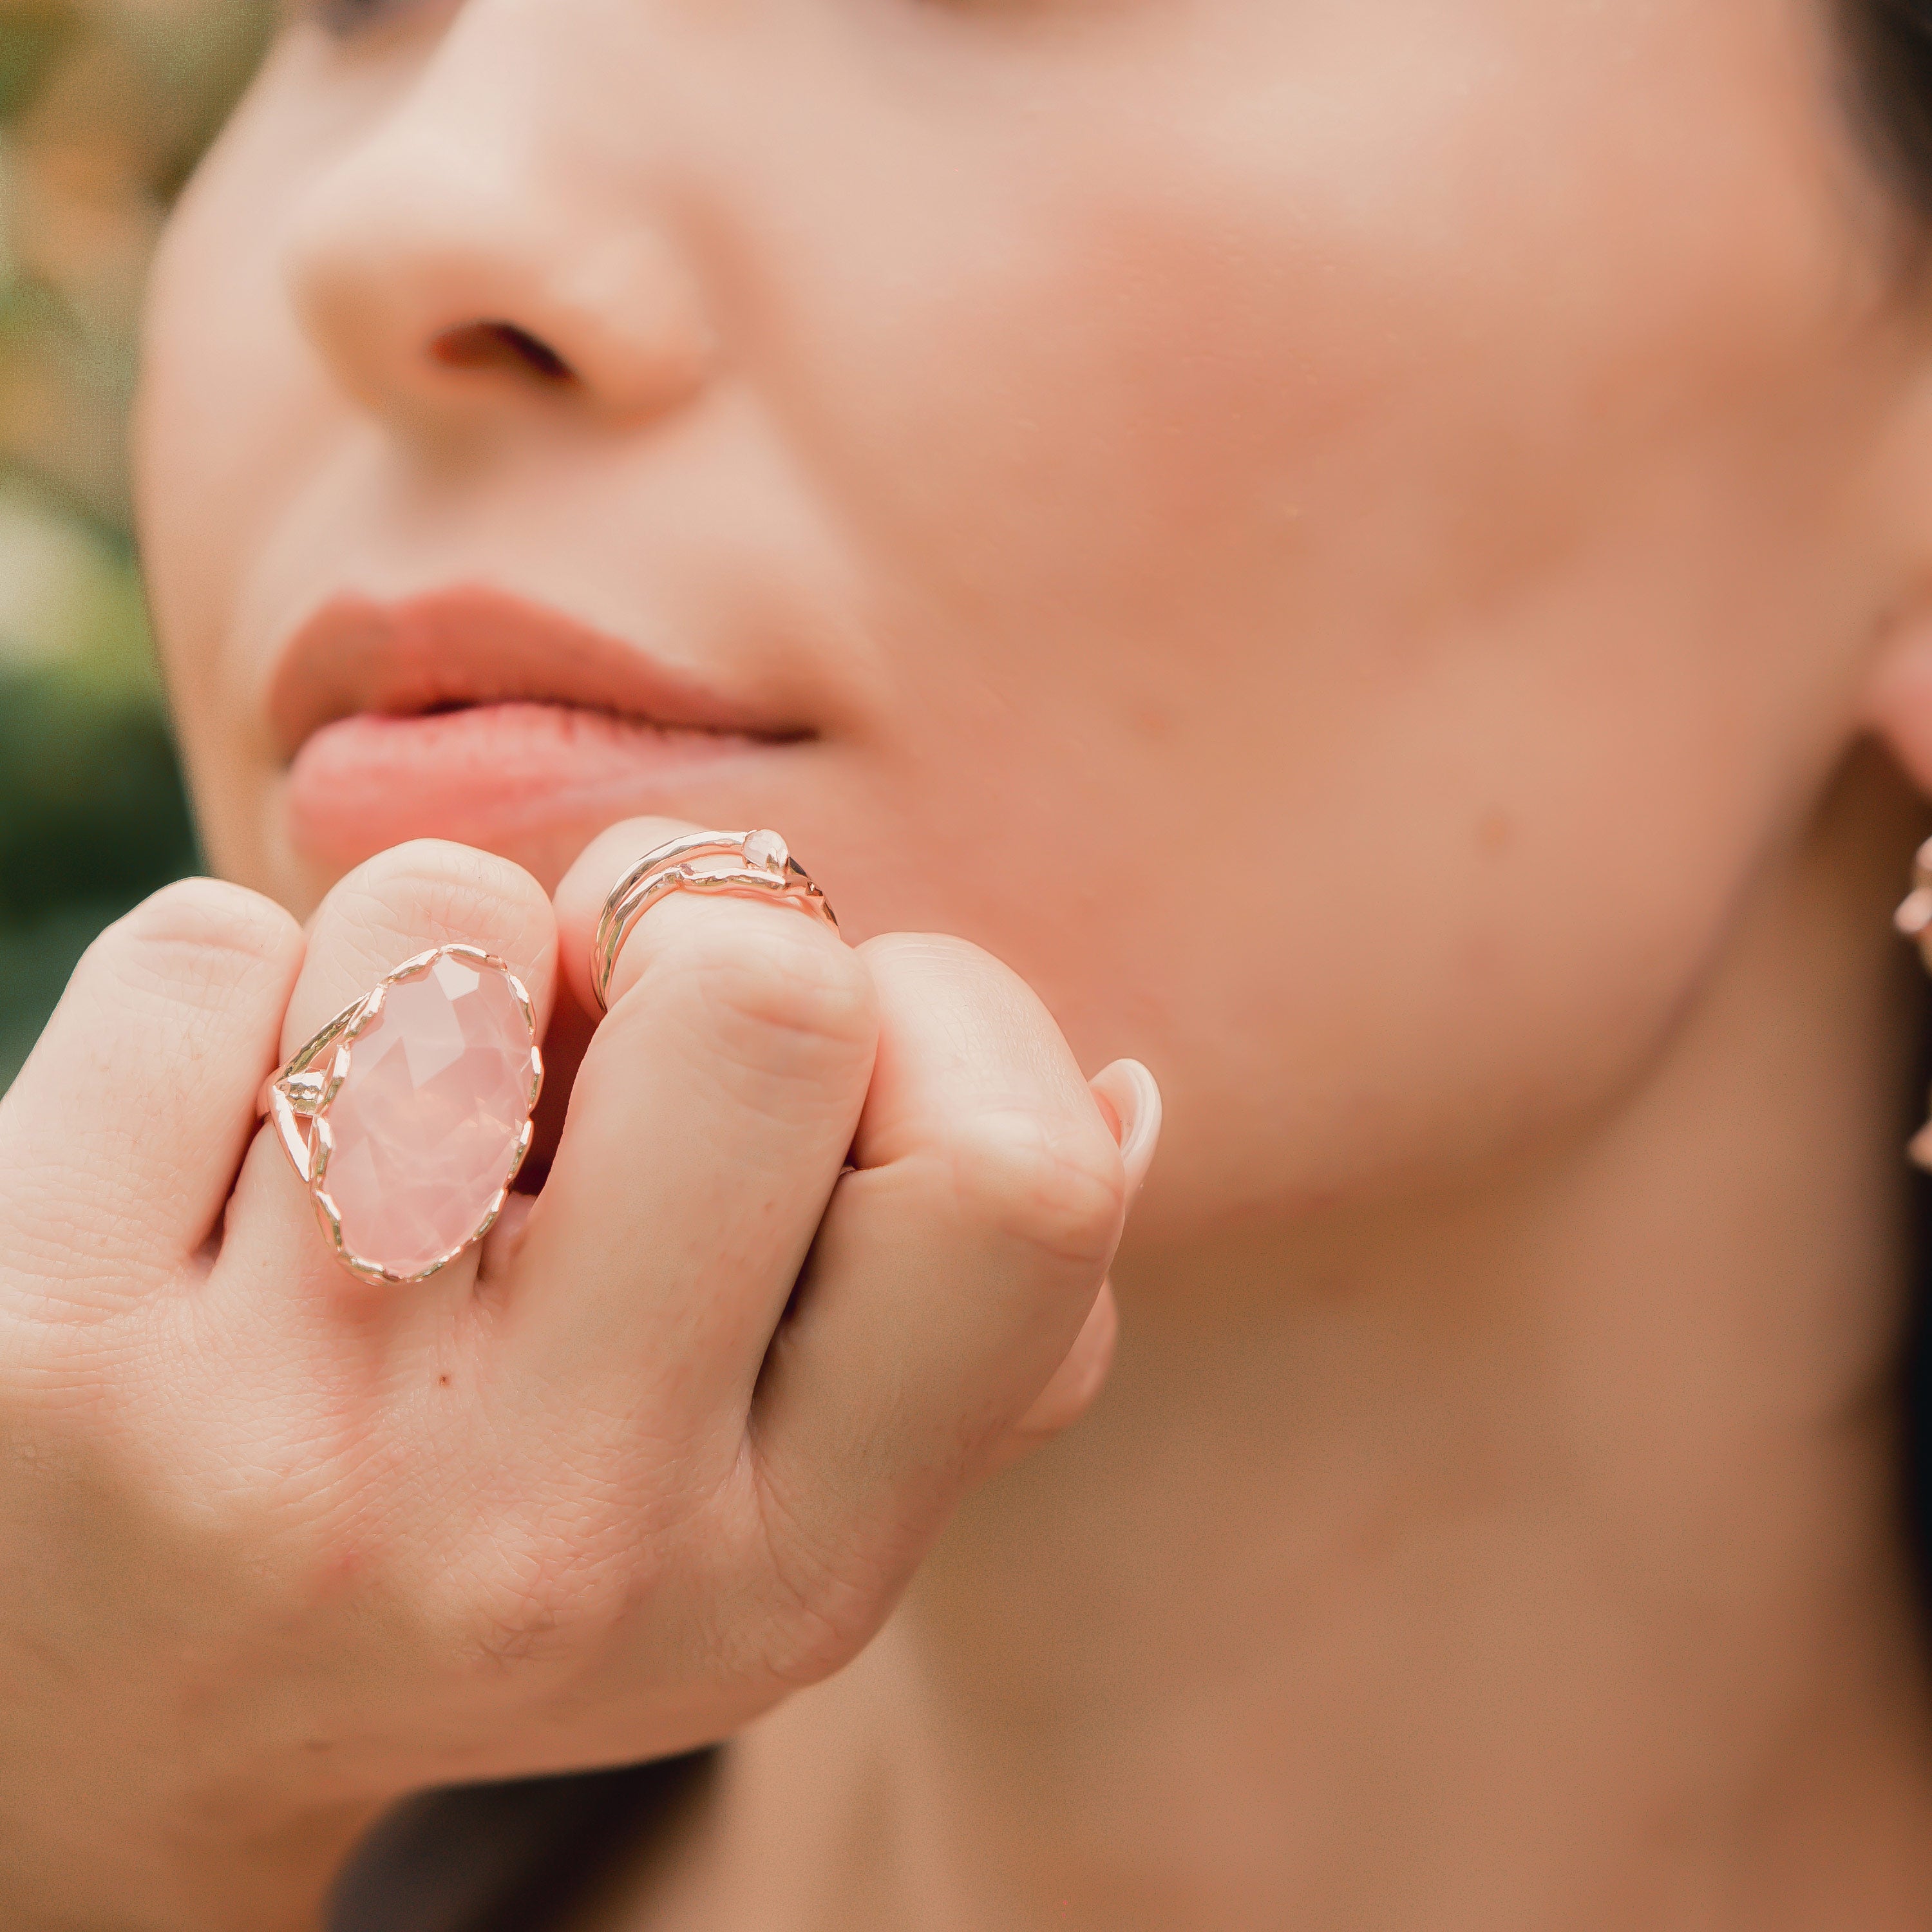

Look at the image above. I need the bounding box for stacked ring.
[590,828,838,1015]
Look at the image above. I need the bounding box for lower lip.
[283,703,786,870]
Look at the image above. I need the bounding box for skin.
[5,0,1932,1924]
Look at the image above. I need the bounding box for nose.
[283,37,715,430]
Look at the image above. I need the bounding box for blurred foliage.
[0,0,268,1087]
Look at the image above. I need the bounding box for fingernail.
[1090,1058,1162,1200]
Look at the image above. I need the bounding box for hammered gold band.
[591,829,838,1016]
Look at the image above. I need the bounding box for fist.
[0,824,1156,1931]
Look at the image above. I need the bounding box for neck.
[619,754,1932,1932]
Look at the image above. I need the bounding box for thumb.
[1,878,302,1294]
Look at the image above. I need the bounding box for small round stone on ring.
[743,828,788,875]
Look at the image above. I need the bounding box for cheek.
[807,12,1864,698]
[784,28,1888,1224]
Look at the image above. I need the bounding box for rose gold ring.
[259,945,544,1286]
[591,828,838,1016]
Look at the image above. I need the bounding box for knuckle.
[944,1106,1127,1273]
[441,1524,642,1673]
[750,1470,897,1688]
[90,878,300,1008]
[757,1575,878,1689]
[647,909,878,1084]
[332,841,552,965]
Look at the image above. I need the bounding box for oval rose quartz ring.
[260,945,544,1285]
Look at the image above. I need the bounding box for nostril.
[430,321,575,384]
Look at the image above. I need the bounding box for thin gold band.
[591,829,838,1016]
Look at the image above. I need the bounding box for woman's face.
[138,0,1913,1233]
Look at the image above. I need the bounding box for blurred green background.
[0,0,266,1088]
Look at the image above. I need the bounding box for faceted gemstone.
[319,953,535,1277]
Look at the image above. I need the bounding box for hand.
[0,824,1157,1931]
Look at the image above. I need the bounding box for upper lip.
[265,585,809,760]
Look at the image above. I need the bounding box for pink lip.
[269,587,810,872]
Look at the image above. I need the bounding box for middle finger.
[503,819,878,1443]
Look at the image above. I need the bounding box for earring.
[1897,837,1932,1170]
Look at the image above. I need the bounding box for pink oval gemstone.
[319,954,535,1277]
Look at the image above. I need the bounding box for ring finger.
[217,838,559,1327]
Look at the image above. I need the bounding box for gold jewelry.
[259,945,543,1285]
[591,829,837,1016]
